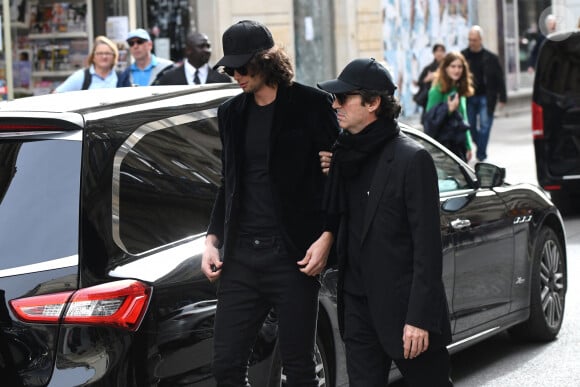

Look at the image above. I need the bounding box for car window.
[537,36,580,96]
[113,111,221,255]
[406,133,470,193]
[0,139,81,269]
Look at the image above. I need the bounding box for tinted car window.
[537,37,580,96]
[113,113,221,254]
[407,133,470,193]
[0,139,81,269]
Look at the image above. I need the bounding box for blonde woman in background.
[54,36,119,92]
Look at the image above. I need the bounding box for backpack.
[81,68,124,90]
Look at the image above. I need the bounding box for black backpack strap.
[81,68,92,90]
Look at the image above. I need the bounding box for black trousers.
[212,236,320,387]
[343,292,453,387]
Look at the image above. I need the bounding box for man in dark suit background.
[200,20,338,386]
[156,31,231,85]
[318,58,453,386]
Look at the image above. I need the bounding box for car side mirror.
[475,162,506,188]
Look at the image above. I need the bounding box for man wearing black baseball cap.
[202,20,339,386]
[318,58,454,386]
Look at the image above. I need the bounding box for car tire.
[509,227,566,341]
[275,334,331,387]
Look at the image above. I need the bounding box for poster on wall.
[382,0,473,117]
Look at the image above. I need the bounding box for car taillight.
[10,280,151,331]
[0,123,64,131]
[532,102,544,139]
[543,185,562,191]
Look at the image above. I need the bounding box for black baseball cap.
[317,58,397,95]
[213,20,274,69]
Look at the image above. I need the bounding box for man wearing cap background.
[118,28,174,87]
[201,20,339,386]
[318,58,453,386]
[156,31,231,85]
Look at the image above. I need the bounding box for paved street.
[393,108,580,386]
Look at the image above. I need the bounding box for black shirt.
[344,150,381,295]
[466,50,486,96]
[237,98,278,236]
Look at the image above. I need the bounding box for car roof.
[0,84,239,114]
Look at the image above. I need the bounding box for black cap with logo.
[317,58,397,95]
[213,20,275,69]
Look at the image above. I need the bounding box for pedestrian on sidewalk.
[318,58,453,387]
[201,20,338,386]
[461,25,507,162]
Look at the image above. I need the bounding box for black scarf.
[324,117,400,220]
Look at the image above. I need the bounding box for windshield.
[0,138,81,270]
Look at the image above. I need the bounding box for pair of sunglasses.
[223,65,249,77]
[333,92,361,105]
[128,39,147,47]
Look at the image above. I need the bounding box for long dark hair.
[246,45,294,87]
[433,51,474,97]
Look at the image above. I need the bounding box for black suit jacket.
[207,82,339,258]
[461,47,507,114]
[336,132,452,359]
[156,64,232,85]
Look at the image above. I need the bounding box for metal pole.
[2,0,13,100]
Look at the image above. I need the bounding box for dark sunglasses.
[128,39,147,47]
[223,65,249,77]
[333,92,361,105]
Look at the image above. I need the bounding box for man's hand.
[297,231,334,276]
[319,151,333,175]
[201,234,223,282]
[402,324,429,359]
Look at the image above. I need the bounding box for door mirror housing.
[475,162,505,188]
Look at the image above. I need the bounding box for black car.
[0,84,567,386]
[532,30,580,213]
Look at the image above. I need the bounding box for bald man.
[156,32,232,85]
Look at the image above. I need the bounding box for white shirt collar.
[184,61,209,84]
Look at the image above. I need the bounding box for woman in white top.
[54,36,119,92]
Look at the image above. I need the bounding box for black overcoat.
[336,132,452,359]
[207,82,339,258]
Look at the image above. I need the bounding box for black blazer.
[336,132,452,359]
[461,47,507,114]
[156,64,232,85]
[207,82,339,258]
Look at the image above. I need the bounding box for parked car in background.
[0,84,567,386]
[531,30,580,213]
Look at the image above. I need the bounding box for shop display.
[0,0,93,96]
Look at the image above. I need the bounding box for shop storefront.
[0,0,197,98]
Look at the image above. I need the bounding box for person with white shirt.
[156,32,231,85]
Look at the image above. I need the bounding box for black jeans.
[343,292,453,387]
[212,236,320,387]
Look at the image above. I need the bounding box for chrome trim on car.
[562,175,580,180]
[0,255,78,278]
[111,108,219,254]
[447,327,500,351]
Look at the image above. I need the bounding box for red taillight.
[10,280,151,331]
[543,185,562,191]
[532,102,544,139]
[0,124,64,131]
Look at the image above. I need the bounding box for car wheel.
[277,334,330,386]
[509,227,566,341]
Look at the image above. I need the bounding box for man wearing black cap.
[201,20,339,386]
[318,58,453,386]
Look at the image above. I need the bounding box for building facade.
[2,0,577,116]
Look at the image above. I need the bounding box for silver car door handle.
[451,218,471,230]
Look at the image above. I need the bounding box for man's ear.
[368,96,380,113]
